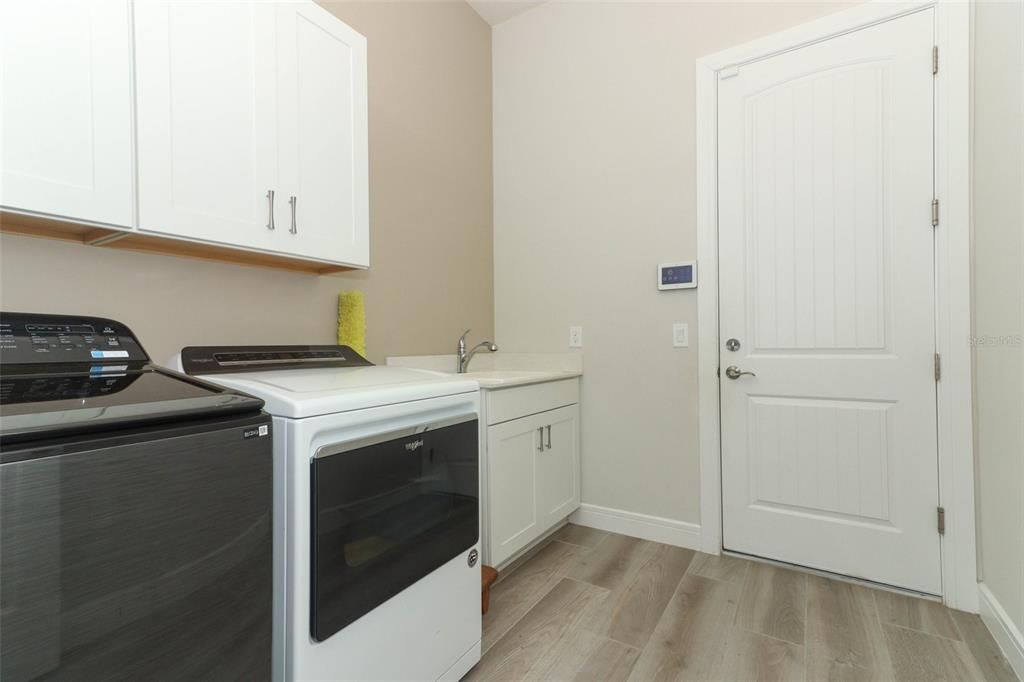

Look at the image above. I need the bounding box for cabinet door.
[134,1,277,249]
[486,414,545,566]
[0,0,134,227]
[277,2,369,267]
[536,405,580,530]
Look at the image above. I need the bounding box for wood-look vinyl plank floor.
[734,561,807,646]
[874,589,962,641]
[720,629,806,682]
[581,543,696,648]
[568,533,656,591]
[949,609,1020,682]
[552,523,610,549]
[468,525,1014,682]
[627,573,744,682]
[805,575,894,682]
[573,638,642,682]
[686,551,750,586]
[482,540,587,652]
[881,623,985,682]
[467,577,608,681]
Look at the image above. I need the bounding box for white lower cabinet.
[536,406,580,529]
[487,411,545,566]
[484,380,580,567]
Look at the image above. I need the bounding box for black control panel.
[181,345,373,375]
[0,312,149,368]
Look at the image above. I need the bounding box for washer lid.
[195,366,478,418]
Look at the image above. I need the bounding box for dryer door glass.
[311,416,478,642]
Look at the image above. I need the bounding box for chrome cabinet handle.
[266,190,276,230]
[289,195,297,234]
[725,365,756,380]
[545,425,552,450]
[537,427,545,451]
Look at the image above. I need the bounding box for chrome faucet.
[457,329,498,374]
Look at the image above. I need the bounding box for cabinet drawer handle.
[537,427,544,451]
[266,190,276,230]
[289,195,297,234]
[545,425,552,450]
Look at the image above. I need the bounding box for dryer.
[176,346,481,682]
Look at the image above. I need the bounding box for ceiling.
[466,0,546,26]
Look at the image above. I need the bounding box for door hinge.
[934,353,942,381]
[932,45,939,75]
[720,65,740,80]
[932,199,940,227]
[717,366,721,378]
[937,506,946,535]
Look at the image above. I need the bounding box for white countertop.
[453,368,581,388]
[386,353,582,389]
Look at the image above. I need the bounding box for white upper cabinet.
[0,0,134,228]
[134,1,279,252]
[276,3,369,267]
[133,0,369,267]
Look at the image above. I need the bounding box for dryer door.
[310,415,478,642]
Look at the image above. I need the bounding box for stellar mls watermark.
[969,334,1023,347]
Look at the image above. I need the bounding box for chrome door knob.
[725,365,756,380]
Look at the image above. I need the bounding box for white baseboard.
[569,504,702,551]
[979,583,1024,681]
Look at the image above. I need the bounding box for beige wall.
[972,0,1024,636]
[0,1,493,366]
[493,1,854,525]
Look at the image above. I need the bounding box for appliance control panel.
[180,345,373,375]
[0,312,148,366]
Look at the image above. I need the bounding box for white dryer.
[175,346,482,682]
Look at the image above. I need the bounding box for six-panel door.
[0,0,134,228]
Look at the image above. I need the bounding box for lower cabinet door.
[536,405,580,529]
[486,413,545,566]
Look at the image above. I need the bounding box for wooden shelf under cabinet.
[0,212,356,276]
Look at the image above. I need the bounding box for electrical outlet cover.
[569,326,583,348]
[672,323,689,348]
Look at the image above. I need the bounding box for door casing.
[695,0,976,611]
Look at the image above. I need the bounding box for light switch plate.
[569,326,583,348]
[672,323,689,348]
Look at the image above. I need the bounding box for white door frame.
[695,0,977,611]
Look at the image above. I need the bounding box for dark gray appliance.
[0,312,273,681]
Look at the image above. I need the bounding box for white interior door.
[718,9,941,594]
